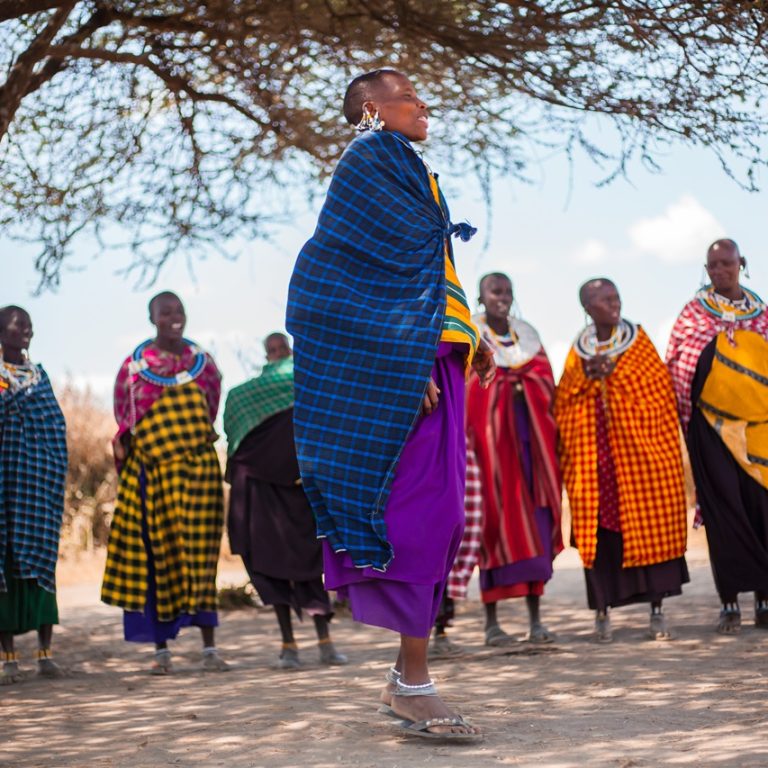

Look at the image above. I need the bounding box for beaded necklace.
[475,314,542,369]
[574,319,638,361]
[0,355,41,395]
[128,338,206,387]
[696,285,765,322]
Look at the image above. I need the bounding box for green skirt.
[0,576,59,635]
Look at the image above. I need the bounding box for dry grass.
[56,381,117,557]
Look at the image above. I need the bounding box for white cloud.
[629,195,725,264]
[571,238,608,265]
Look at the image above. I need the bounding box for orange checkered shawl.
[554,326,687,569]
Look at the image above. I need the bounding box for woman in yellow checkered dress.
[554,278,689,643]
[102,291,227,674]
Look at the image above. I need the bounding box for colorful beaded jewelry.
[128,338,206,387]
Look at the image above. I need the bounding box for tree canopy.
[2,1,767,289]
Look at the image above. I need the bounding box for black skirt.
[585,527,689,611]
[687,340,768,601]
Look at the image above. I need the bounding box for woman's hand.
[583,354,616,380]
[113,434,130,462]
[422,377,441,416]
[472,339,497,389]
[207,428,219,443]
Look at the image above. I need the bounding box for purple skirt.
[323,343,467,638]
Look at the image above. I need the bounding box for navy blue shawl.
[286,130,464,571]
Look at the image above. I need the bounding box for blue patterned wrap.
[287,129,469,571]
[0,368,67,593]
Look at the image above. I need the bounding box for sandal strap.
[408,715,471,730]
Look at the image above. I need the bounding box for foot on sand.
[485,624,515,647]
[202,648,230,672]
[594,613,613,644]
[526,622,556,644]
[318,640,348,666]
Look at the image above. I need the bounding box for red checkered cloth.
[555,327,687,569]
[666,298,768,432]
[446,444,483,600]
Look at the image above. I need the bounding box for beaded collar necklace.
[575,319,638,360]
[696,285,765,322]
[128,338,206,387]
[0,355,41,394]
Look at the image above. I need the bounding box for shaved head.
[579,278,616,309]
[342,69,402,125]
[707,238,740,259]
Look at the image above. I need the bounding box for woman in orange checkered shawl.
[554,278,688,643]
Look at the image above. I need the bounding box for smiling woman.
[101,292,228,674]
[287,69,494,742]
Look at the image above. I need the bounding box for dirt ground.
[3,529,768,768]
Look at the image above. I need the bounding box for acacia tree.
[1,1,767,289]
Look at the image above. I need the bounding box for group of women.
[2,67,767,745]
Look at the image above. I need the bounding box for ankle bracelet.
[2,651,19,663]
[723,602,740,614]
[397,678,435,690]
[37,649,53,660]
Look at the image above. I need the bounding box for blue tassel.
[446,221,477,242]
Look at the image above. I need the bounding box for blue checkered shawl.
[0,368,67,593]
[287,129,466,571]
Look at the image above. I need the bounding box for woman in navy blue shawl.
[0,306,67,684]
[287,70,494,740]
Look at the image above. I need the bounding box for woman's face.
[150,295,186,343]
[265,335,291,362]
[480,276,513,322]
[367,73,429,142]
[585,282,621,328]
[0,309,33,354]
[706,243,742,294]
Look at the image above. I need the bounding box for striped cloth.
[699,330,768,489]
[446,443,483,600]
[666,290,768,431]
[554,325,687,569]
[101,383,223,620]
[286,129,477,571]
[223,356,295,456]
[0,367,67,594]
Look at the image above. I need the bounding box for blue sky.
[2,132,765,421]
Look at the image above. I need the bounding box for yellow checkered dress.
[101,383,223,621]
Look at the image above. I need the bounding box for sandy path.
[3,534,768,768]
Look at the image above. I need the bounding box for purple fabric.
[123,464,218,644]
[323,342,466,637]
[479,397,555,591]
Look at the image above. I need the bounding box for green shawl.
[223,357,295,456]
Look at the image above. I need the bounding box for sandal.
[1,652,22,686]
[392,679,483,742]
[429,634,465,659]
[277,645,301,670]
[717,604,741,636]
[484,624,515,647]
[37,649,64,678]
[648,611,673,641]
[202,647,230,672]
[754,599,768,629]
[526,623,556,644]
[594,612,613,644]
[150,648,172,676]
[318,639,349,666]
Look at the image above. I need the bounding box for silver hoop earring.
[356,109,384,133]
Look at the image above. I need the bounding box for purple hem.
[323,342,466,635]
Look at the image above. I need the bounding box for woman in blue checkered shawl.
[287,70,495,741]
[0,306,67,684]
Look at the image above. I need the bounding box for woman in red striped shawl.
[467,273,563,645]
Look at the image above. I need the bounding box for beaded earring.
[356,108,385,133]
[742,258,751,279]
[700,265,709,287]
